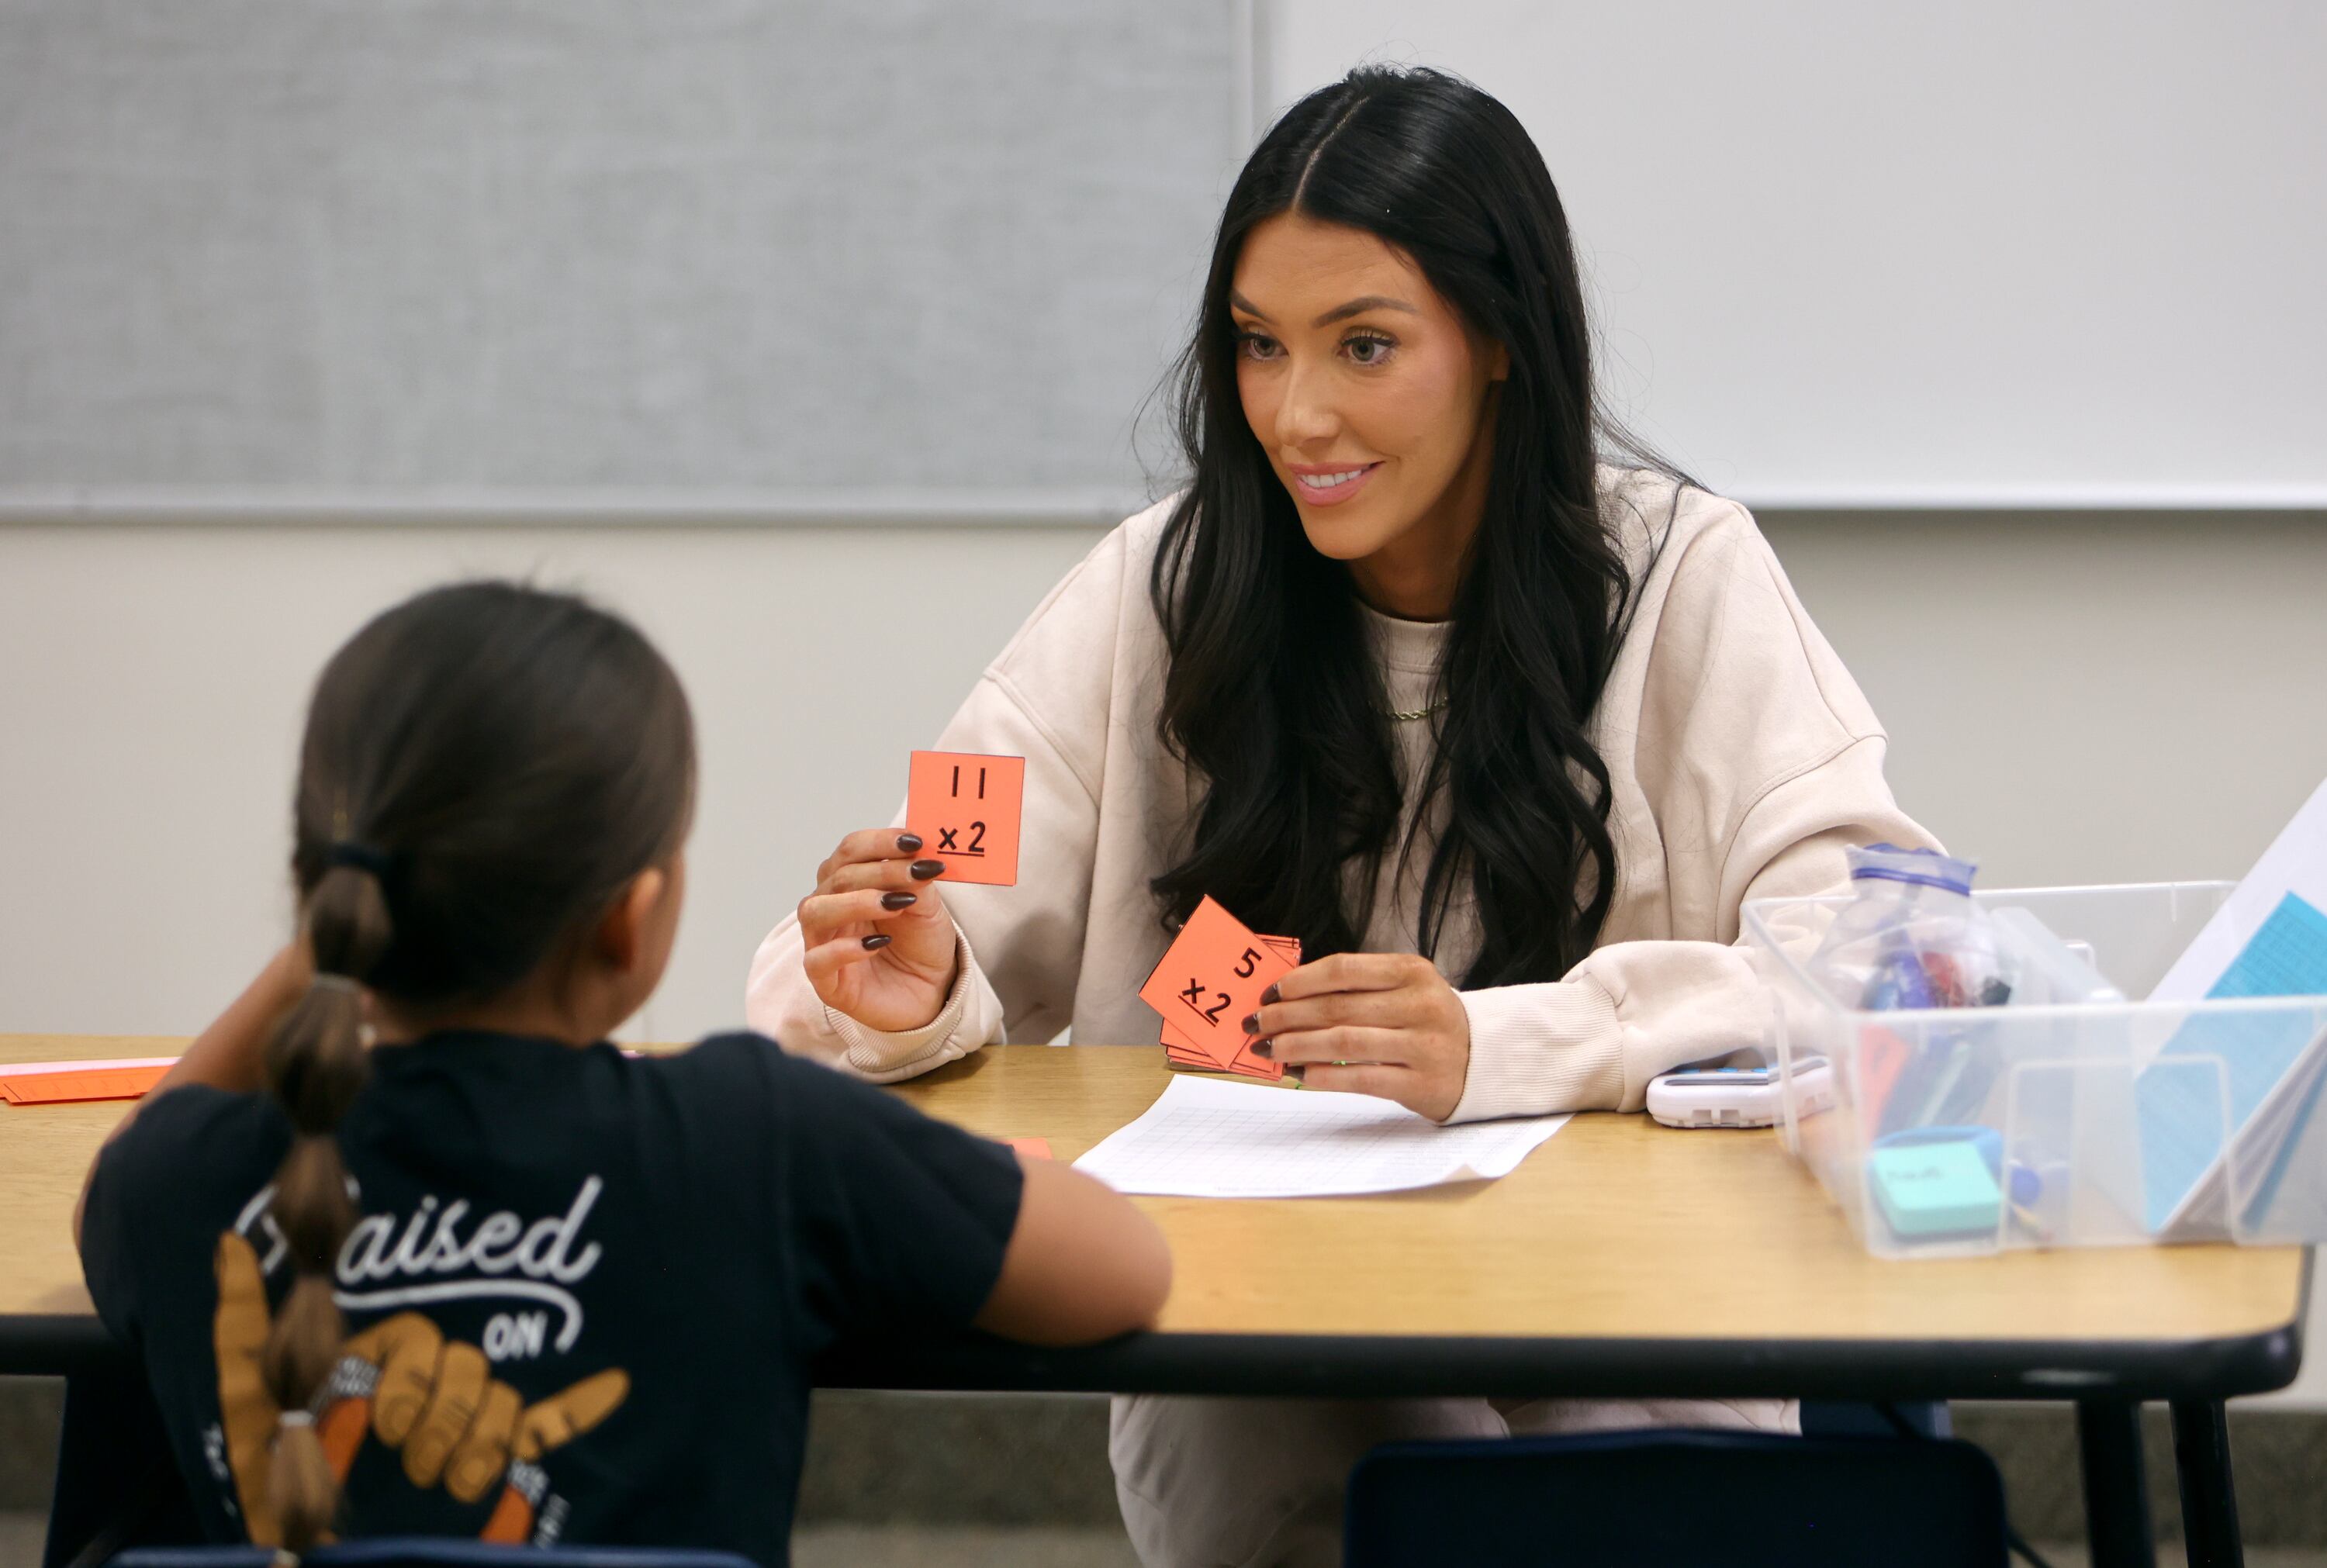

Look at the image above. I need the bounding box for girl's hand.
[1246,952,1471,1121]
[798,830,961,1033]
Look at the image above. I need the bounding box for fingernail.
[1260,984,1281,1005]
[880,891,918,910]
[896,833,923,853]
[1252,1040,1273,1059]
[909,859,946,880]
[1240,1013,1260,1035]
[862,934,892,950]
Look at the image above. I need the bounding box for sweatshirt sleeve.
[745,519,1136,1079]
[1450,738,1931,1119]
[1446,498,1937,1122]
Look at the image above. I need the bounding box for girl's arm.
[973,1155,1171,1345]
[74,941,309,1245]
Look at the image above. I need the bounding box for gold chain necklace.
[1384,696,1449,723]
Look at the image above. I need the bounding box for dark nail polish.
[1260,984,1281,1006]
[880,891,918,910]
[861,934,892,950]
[1252,1040,1274,1059]
[909,858,945,880]
[896,833,923,853]
[1241,1013,1260,1034]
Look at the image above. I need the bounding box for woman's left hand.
[1246,953,1471,1121]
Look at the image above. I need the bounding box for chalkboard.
[0,1,1245,513]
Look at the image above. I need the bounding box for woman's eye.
[1344,332,1395,367]
[1236,331,1282,362]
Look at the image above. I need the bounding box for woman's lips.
[1288,461,1383,507]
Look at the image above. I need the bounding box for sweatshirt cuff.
[1447,976,1625,1123]
[823,927,984,1080]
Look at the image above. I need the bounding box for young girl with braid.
[75,582,1169,1563]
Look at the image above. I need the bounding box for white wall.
[0,523,1102,1047]
[1763,510,2327,893]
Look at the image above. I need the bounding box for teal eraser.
[1868,1140,2003,1238]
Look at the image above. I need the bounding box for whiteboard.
[0,0,1244,518]
[1267,2,2327,508]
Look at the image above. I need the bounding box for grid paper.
[1070,1076,1570,1198]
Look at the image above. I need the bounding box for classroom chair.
[1800,1397,1950,1438]
[1343,1428,2007,1567]
[111,1547,757,1568]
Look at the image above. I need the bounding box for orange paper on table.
[906,751,1026,887]
[1004,1137,1053,1160]
[1139,898,1298,1076]
[0,1063,171,1105]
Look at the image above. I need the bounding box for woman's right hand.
[798,831,961,1033]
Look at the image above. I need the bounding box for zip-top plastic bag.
[1808,844,2015,1013]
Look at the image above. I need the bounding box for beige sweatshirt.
[746,470,1935,1120]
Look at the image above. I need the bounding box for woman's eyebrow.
[1314,295,1419,326]
[1227,291,1421,326]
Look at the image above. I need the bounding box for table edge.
[807,1307,2309,1403]
[9,1291,2306,1401]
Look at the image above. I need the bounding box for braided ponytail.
[258,859,389,1549]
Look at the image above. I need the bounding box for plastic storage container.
[1742,881,2327,1259]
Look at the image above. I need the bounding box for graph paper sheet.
[1071,1075,1571,1197]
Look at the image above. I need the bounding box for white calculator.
[1646,1059,1831,1129]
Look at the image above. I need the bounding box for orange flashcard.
[1161,932,1300,1078]
[1004,1137,1053,1160]
[0,1063,171,1105]
[1163,1021,1239,1072]
[906,751,1026,887]
[1225,1023,1287,1081]
[1139,897,1298,1075]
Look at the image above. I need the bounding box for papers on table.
[2137,775,2327,1236]
[2151,775,2327,1006]
[1071,1074,1569,1198]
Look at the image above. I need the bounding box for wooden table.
[3,1036,2308,1567]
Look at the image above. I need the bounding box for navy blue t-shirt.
[79,1030,1023,1566]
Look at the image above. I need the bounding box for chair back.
[112,1544,759,1568]
[1345,1428,2006,1567]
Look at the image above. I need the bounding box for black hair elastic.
[325,840,395,881]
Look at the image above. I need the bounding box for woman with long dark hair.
[752,65,1932,1565]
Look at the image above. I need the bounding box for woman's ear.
[593,868,669,974]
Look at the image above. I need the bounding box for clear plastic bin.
[1742,881,2327,1258]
